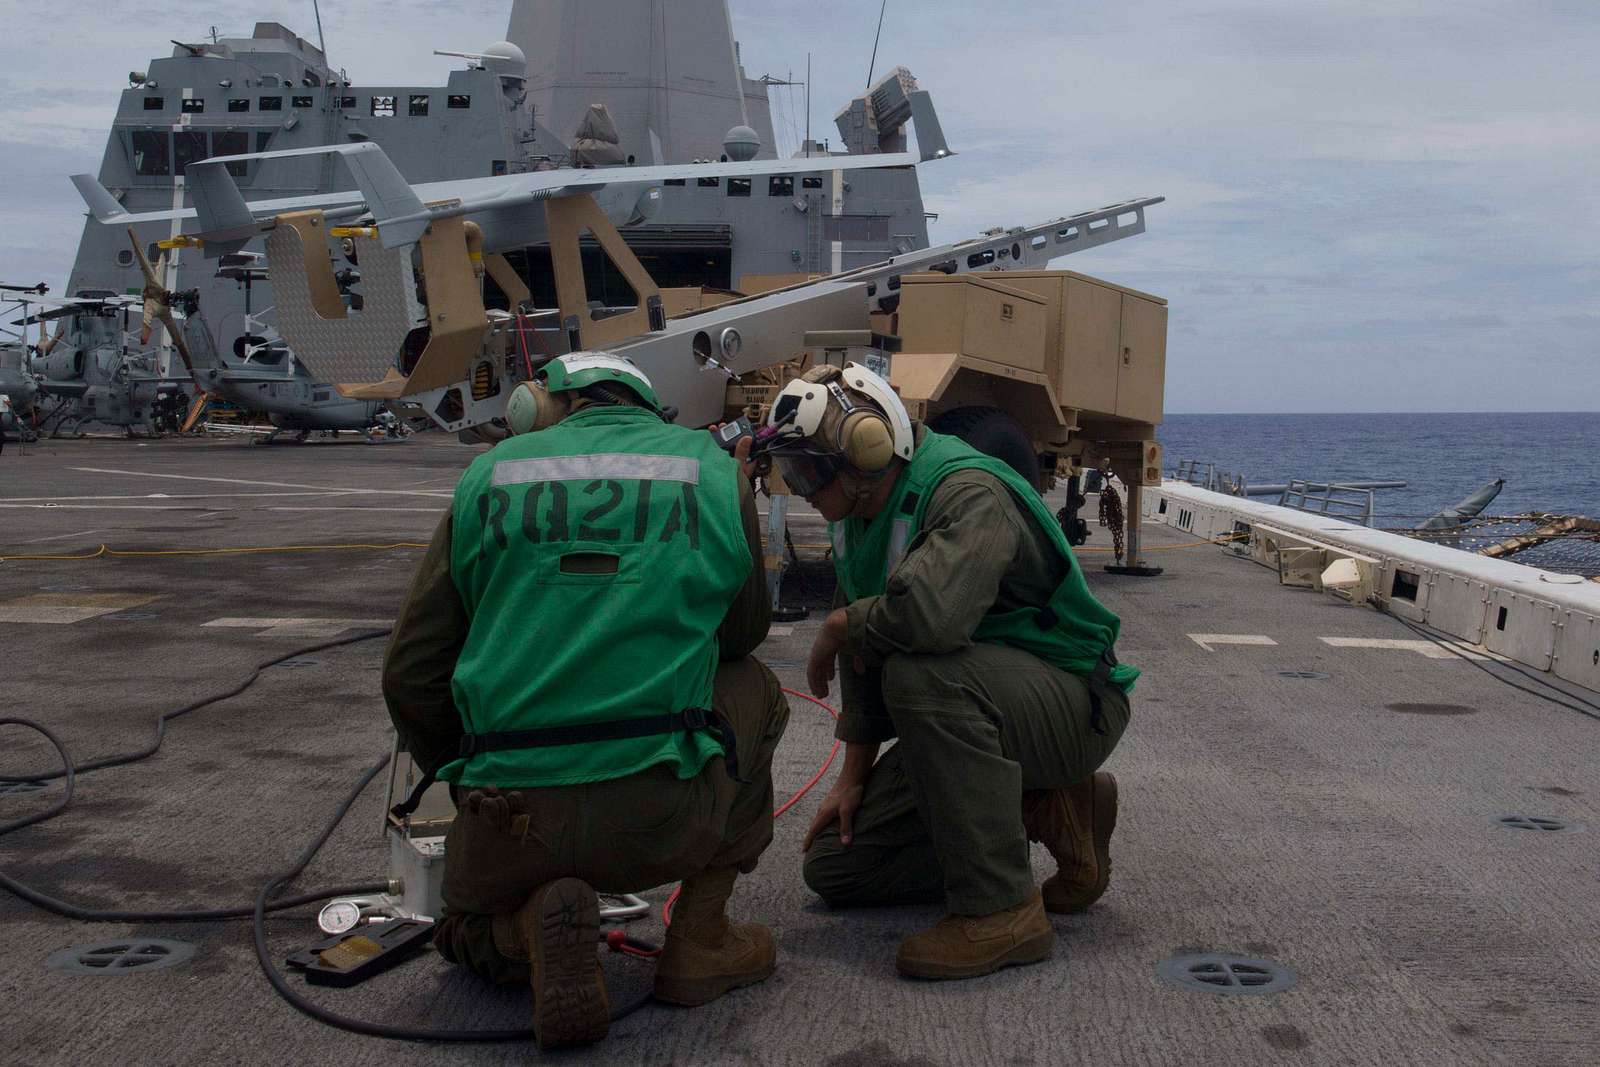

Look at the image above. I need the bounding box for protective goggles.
[773,452,844,497]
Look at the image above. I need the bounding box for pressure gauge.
[318,900,364,936]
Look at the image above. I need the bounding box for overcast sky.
[0,0,1594,412]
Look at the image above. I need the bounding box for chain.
[1099,480,1126,562]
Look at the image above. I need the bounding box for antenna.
[866,0,888,88]
[805,54,812,157]
[311,0,328,60]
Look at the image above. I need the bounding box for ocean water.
[1156,412,1600,527]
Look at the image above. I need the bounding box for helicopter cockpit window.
[131,131,170,176]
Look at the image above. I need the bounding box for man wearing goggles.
[765,363,1138,981]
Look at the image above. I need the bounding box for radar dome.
[722,125,762,162]
[482,41,527,79]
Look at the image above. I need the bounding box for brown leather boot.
[654,867,777,1006]
[895,890,1055,980]
[492,878,609,1049]
[1023,771,1118,914]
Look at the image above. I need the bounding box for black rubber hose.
[1385,612,1600,721]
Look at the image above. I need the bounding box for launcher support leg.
[1105,482,1164,578]
[766,492,807,622]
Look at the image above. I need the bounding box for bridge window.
[492,160,508,176]
[409,94,430,116]
[727,178,752,198]
[769,176,794,197]
[337,95,357,109]
[131,131,170,176]
[258,96,283,111]
[292,95,314,109]
[371,95,396,118]
[448,95,471,109]
[664,178,686,186]
[143,97,164,111]
[802,175,824,189]
[697,176,720,188]
[174,131,208,175]
[181,98,205,114]
[213,130,249,176]
[228,98,250,113]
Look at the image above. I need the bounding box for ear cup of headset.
[506,381,565,435]
[839,409,895,472]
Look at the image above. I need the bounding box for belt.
[391,706,743,822]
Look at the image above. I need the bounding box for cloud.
[1,0,1595,413]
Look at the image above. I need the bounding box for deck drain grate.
[272,658,321,669]
[0,782,48,798]
[1497,815,1579,833]
[105,612,158,622]
[1158,953,1296,996]
[47,939,195,976]
[1277,671,1330,680]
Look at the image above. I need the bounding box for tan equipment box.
[897,274,1049,372]
[984,271,1168,426]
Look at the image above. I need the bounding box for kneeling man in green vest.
[767,364,1135,980]
[383,353,790,1048]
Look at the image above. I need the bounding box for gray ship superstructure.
[63,4,935,380]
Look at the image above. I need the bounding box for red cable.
[623,687,842,952]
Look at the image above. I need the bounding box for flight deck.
[2,437,1597,1065]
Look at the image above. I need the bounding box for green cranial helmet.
[506,351,664,435]
[542,351,663,412]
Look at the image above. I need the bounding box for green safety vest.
[445,405,751,787]
[831,430,1139,690]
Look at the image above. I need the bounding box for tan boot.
[1023,771,1118,914]
[492,878,609,1050]
[654,867,777,1006]
[895,890,1055,980]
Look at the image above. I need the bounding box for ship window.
[259,96,283,111]
[448,94,471,109]
[662,178,685,187]
[144,97,164,111]
[214,130,249,176]
[802,175,824,189]
[371,95,396,118]
[697,176,720,188]
[492,160,508,176]
[727,178,752,198]
[131,131,170,176]
[768,176,794,197]
[338,95,357,109]
[967,250,996,268]
[117,250,134,267]
[229,98,250,113]
[181,98,205,114]
[409,94,430,117]
[293,95,314,109]
[174,131,208,175]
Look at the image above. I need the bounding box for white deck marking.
[203,616,391,638]
[0,593,158,625]
[0,504,214,511]
[1,491,348,503]
[265,506,447,513]
[1320,637,1494,661]
[70,468,453,500]
[15,529,103,545]
[1188,634,1279,653]
[766,626,795,637]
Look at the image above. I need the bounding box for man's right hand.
[802,779,866,850]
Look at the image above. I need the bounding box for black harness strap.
[458,707,745,782]
[1085,648,1118,736]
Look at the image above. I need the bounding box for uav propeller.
[128,228,196,378]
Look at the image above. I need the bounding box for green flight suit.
[383,409,790,984]
[802,428,1133,917]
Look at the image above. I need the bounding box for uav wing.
[71,92,954,254]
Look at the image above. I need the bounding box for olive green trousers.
[802,643,1130,917]
[433,657,791,983]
